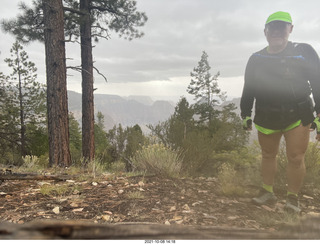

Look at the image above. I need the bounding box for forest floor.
[1,170,320,234]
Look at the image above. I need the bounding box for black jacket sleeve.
[240,55,255,119]
[303,44,320,114]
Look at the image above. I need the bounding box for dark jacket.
[240,41,320,130]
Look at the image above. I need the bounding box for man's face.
[264,21,293,49]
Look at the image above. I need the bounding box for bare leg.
[258,131,282,186]
[284,124,309,194]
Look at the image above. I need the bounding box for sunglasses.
[265,21,291,32]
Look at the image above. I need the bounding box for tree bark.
[17,52,26,157]
[43,0,71,167]
[80,0,95,164]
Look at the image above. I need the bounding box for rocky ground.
[1,171,320,234]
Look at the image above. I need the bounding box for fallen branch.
[0,173,70,181]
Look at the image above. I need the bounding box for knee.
[261,150,278,160]
[287,153,305,168]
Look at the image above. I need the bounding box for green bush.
[108,160,127,173]
[131,143,182,178]
[180,129,215,176]
[304,142,320,186]
[218,164,245,196]
[212,146,261,184]
[215,146,261,196]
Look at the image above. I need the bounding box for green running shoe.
[285,194,301,214]
[252,188,277,206]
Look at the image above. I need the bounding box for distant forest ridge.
[68,91,176,131]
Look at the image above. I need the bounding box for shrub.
[131,143,182,178]
[212,146,261,185]
[218,164,245,196]
[20,155,48,172]
[304,141,320,186]
[109,160,127,173]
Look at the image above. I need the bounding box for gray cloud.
[1,0,320,100]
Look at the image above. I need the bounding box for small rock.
[72,208,84,212]
[102,215,112,222]
[118,189,124,194]
[303,195,314,200]
[52,207,60,214]
[92,182,98,186]
[165,220,171,225]
[169,206,176,212]
[113,215,121,223]
[58,198,68,203]
[70,202,79,208]
[261,205,274,212]
[227,216,239,220]
[172,216,183,221]
[38,182,51,186]
[192,201,203,207]
[182,204,190,211]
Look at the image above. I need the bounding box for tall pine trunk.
[18,71,26,157]
[80,0,95,164]
[16,51,26,157]
[43,0,71,167]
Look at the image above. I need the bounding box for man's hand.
[242,116,252,131]
[310,116,320,141]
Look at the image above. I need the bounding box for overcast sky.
[1,0,320,102]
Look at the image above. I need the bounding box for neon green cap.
[266,11,292,25]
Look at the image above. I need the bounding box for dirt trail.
[1,174,320,231]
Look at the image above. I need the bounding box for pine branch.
[63,6,85,16]
[93,66,108,83]
[66,65,107,83]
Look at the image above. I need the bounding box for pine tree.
[0,73,20,162]
[4,41,46,157]
[64,0,148,164]
[187,51,225,124]
[2,0,148,165]
[43,0,71,167]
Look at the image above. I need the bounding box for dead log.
[0,173,70,182]
[1,216,320,240]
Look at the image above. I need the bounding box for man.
[240,11,320,213]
